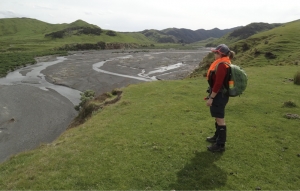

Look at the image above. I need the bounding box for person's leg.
[216,117,226,145]
[216,118,225,126]
[207,93,229,152]
[206,119,218,142]
[207,117,226,152]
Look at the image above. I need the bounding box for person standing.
[205,44,235,152]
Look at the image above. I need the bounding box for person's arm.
[206,63,227,106]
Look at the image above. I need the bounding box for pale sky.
[1,0,300,32]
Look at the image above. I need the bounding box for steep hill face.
[228,22,281,39]
[189,19,300,78]
[206,22,282,47]
[141,29,178,43]
[141,27,240,43]
[230,20,299,66]
[164,27,241,43]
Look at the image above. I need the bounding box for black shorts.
[210,93,229,118]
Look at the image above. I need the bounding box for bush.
[294,71,300,85]
[106,30,116,36]
[74,90,95,111]
[283,100,297,108]
[265,52,277,59]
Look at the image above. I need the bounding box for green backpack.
[217,62,248,97]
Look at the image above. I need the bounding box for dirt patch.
[284,113,300,119]
[35,55,58,62]
[68,89,123,129]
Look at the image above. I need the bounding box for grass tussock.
[283,101,297,108]
[0,65,300,190]
[294,71,300,85]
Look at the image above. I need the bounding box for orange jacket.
[207,57,231,93]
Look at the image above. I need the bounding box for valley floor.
[0,48,208,163]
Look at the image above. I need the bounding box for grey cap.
[211,44,230,55]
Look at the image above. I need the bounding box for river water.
[0,57,82,105]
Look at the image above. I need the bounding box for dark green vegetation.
[294,71,300,85]
[74,90,96,111]
[141,27,240,43]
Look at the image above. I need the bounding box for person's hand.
[206,98,213,106]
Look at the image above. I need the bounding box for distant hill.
[189,19,300,77]
[205,22,282,47]
[0,18,153,47]
[0,18,99,36]
[140,27,241,43]
[230,20,299,66]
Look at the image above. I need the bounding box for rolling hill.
[0,18,154,46]
[205,22,282,47]
[189,19,300,77]
[141,27,240,43]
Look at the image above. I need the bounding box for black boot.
[206,122,218,143]
[207,125,226,152]
[207,143,225,152]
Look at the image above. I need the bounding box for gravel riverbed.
[0,48,208,163]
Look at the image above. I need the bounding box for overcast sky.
[1,0,300,32]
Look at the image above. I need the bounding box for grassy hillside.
[231,19,300,66]
[190,37,217,48]
[141,27,239,44]
[206,22,282,47]
[0,65,299,190]
[190,19,300,77]
[141,29,178,43]
[0,18,152,50]
[0,18,64,36]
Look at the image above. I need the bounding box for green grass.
[230,19,300,67]
[190,37,218,48]
[0,65,299,190]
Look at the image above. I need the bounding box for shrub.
[106,30,116,36]
[294,71,300,85]
[265,52,277,59]
[283,101,297,108]
[74,90,95,111]
[242,43,250,51]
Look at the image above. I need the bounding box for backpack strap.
[215,62,230,74]
[215,62,231,95]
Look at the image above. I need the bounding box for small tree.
[106,30,116,36]
[74,90,95,111]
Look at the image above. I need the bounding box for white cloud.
[0,10,25,18]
